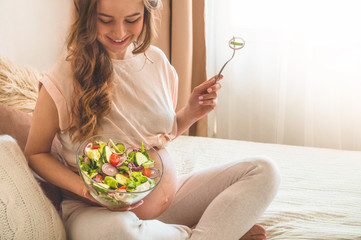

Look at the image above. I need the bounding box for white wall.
[0,0,73,71]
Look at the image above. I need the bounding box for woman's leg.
[61,199,191,240]
[157,156,281,240]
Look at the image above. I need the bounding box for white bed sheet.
[167,136,361,240]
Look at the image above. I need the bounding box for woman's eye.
[126,18,140,24]
[99,18,112,24]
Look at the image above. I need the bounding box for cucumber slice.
[135,152,148,166]
[230,41,243,46]
[86,149,100,160]
[109,138,125,154]
[103,146,112,163]
[115,143,125,154]
[92,182,109,193]
[143,160,155,168]
[115,174,129,185]
[104,176,119,189]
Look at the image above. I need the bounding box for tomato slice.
[92,145,100,150]
[116,185,127,191]
[95,174,104,182]
[142,168,151,178]
[109,153,121,166]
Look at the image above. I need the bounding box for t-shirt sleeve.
[149,45,179,111]
[38,57,73,132]
[169,65,178,110]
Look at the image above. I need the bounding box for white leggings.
[61,156,280,240]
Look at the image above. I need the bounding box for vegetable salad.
[79,139,160,195]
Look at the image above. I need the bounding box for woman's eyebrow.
[98,13,113,18]
[97,12,141,18]
[126,12,141,17]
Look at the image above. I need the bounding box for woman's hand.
[176,74,223,136]
[80,185,144,212]
[186,74,223,121]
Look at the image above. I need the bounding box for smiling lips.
[107,36,129,45]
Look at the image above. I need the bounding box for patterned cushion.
[0,135,66,239]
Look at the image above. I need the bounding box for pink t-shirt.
[40,46,178,171]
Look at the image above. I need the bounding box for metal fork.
[214,45,236,84]
[214,36,245,84]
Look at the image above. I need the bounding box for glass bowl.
[76,134,164,208]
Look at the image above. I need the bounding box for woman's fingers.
[206,82,222,94]
[82,187,99,204]
[199,92,217,101]
[197,78,220,107]
[210,74,223,83]
[198,92,218,106]
[82,186,144,212]
[127,200,144,210]
[194,75,223,94]
[199,98,217,106]
[108,200,144,212]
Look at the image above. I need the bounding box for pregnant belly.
[131,147,177,220]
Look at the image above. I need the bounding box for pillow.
[0,135,66,239]
[0,55,38,151]
[0,102,63,210]
[0,56,39,114]
[0,102,31,151]
[0,56,63,211]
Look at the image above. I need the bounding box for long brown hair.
[66,0,161,143]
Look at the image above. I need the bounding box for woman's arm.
[176,75,223,136]
[24,87,85,197]
[24,87,143,211]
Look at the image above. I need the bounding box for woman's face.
[96,0,145,59]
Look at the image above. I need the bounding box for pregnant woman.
[24,0,280,239]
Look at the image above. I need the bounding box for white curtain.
[206,0,361,151]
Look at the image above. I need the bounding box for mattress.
[167,136,361,240]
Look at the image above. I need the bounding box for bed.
[167,136,361,239]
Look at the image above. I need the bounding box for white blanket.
[167,136,361,240]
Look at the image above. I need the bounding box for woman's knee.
[251,155,281,192]
[67,209,142,240]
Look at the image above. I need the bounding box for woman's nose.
[112,22,126,39]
